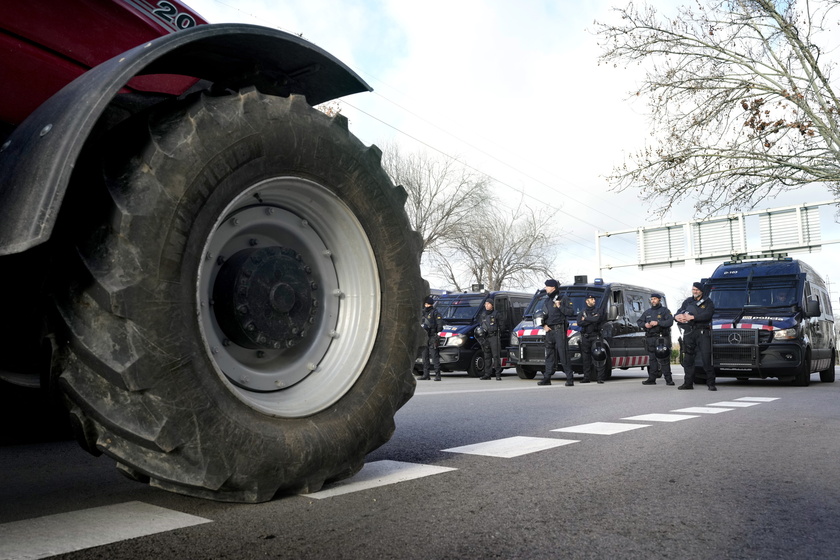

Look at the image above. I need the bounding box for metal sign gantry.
[596,199,840,272]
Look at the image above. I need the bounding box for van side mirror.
[804,296,821,317]
[608,303,618,320]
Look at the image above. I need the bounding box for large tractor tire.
[54,89,423,502]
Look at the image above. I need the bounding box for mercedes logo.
[728,333,742,344]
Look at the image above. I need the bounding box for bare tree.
[432,202,556,291]
[595,0,840,217]
[380,143,491,256]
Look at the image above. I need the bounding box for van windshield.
[707,280,797,309]
[435,295,486,322]
[525,289,605,317]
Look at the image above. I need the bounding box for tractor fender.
[0,23,370,256]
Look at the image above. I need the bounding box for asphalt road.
[2,366,839,559]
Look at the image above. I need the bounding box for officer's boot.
[434,370,441,382]
[495,368,501,381]
[537,372,552,386]
[420,370,430,381]
[565,372,574,386]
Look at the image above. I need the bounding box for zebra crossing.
[304,396,779,499]
[0,395,780,559]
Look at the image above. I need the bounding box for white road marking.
[0,501,211,560]
[443,436,578,458]
[735,397,779,402]
[302,460,456,499]
[672,407,734,414]
[706,401,760,407]
[622,413,699,422]
[552,422,650,435]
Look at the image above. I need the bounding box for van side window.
[612,290,624,317]
[494,297,510,330]
[511,297,528,326]
[822,291,834,318]
[624,292,645,323]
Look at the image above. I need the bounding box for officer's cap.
[650,293,662,299]
[424,296,435,305]
[692,282,704,292]
[545,279,559,288]
[586,294,596,299]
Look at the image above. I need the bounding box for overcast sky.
[186,0,840,308]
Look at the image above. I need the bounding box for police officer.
[638,293,675,386]
[578,294,606,383]
[477,300,503,380]
[675,282,716,390]
[420,296,443,381]
[538,279,575,386]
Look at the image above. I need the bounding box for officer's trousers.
[645,336,672,382]
[479,334,501,377]
[579,334,606,381]
[681,328,715,386]
[421,336,440,377]
[544,326,572,380]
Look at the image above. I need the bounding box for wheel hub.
[213,246,316,350]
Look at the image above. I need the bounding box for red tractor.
[0,1,422,502]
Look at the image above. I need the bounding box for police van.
[508,277,666,379]
[417,291,531,376]
[700,256,836,386]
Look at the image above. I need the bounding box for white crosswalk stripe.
[442,436,578,458]
[621,412,699,422]
[672,406,734,414]
[552,422,650,435]
[0,502,210,560]
[303,460,456,499]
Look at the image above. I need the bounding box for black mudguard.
[0,23,370,256]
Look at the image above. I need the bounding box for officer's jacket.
[421,305,443,336]
[578,305,604,336]
[479,308,501,336]
[543,292,571,326]
[637,304,674,337]
[676,296,715,327]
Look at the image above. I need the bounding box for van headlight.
[510,332,519,346]
[568,332,580,349]
[447,335,467,347]
[773,328,798,340]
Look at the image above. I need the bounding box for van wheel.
[792,353,811,386]
[819,350,835,383]
[467,351,484,377]
[54,90,423,502]
[516,365,538,379]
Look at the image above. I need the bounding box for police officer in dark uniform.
[578,294,606,383]
[538,279,575,386]
[638,293,675,385]
[420,296,443,381]
[477,299,503,380]
[675,282,716,390]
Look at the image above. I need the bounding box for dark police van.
[417,291,531,376]
[700,256,835,386]
[508,277,665,379]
